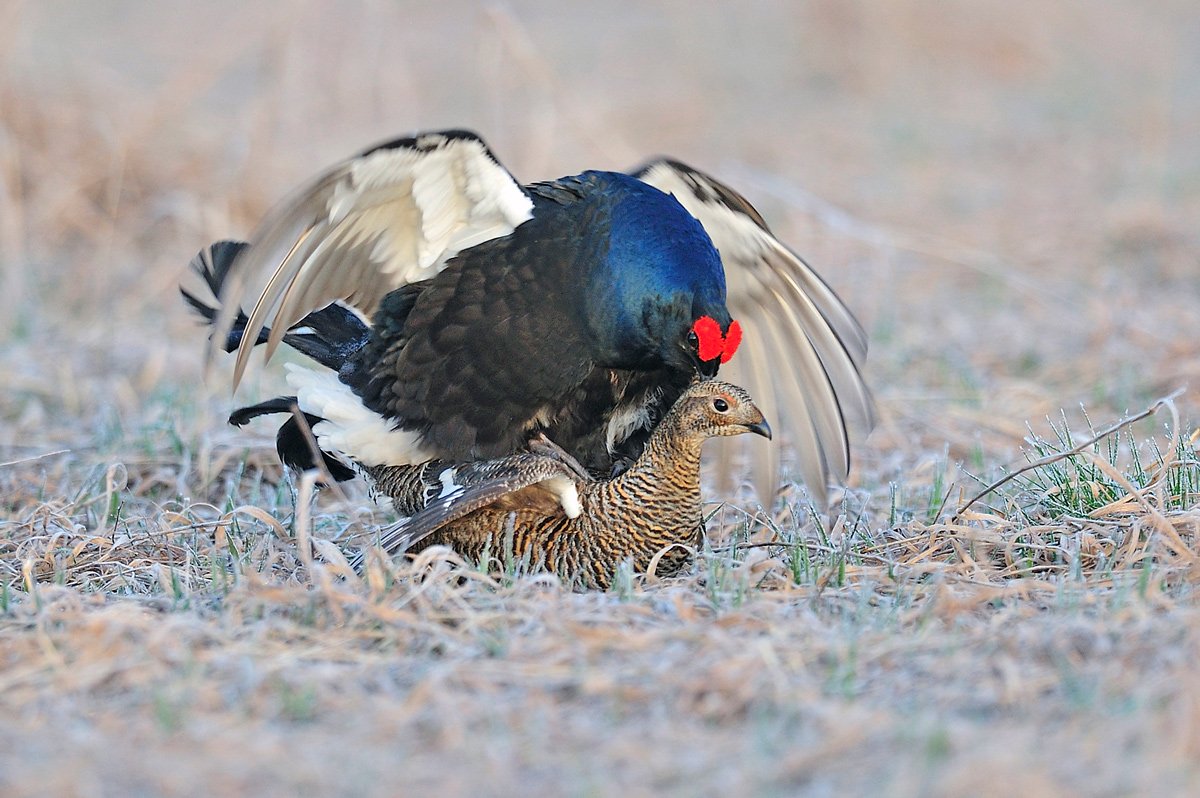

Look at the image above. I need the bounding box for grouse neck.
[609,419,705,501]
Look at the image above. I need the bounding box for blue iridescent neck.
[581,172,729,366]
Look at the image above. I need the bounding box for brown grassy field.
[3,1,1200,794]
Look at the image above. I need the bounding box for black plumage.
[337,172,718,473]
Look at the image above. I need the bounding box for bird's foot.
[608,457,634,479]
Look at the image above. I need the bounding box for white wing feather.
[634,160,874,505]
[213,131,534,387]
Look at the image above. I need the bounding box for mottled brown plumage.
[358,379,770,589]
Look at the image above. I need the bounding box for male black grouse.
[188,129,871,504]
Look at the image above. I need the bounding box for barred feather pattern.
[365,380,770,590]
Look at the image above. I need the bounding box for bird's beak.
[745,418,772,440]
[697,358,720,379]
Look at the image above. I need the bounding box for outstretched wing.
[632,159,874,505]
[213,129,534,388]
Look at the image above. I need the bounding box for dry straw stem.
[955,388,1186,519]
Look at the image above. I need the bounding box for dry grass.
[3,1,1200,795]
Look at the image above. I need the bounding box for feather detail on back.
[351,451,586,572]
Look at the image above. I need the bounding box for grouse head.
[670,379,771,442]
[581,173,742,378]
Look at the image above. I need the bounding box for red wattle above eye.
[720,319,742,364]
[692,316,724,362]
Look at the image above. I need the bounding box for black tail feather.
[180,240,263,353]
[229,396,356,483]
[228,396,301,427]
[183,240,371,484]
[180,240,371,370]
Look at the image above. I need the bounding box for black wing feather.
[349,195,601,462]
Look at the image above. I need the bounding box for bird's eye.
[687,331,699,349]
[712,398,729,413]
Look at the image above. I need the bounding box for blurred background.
[4,4,1200,793]
[1,0,1198,495]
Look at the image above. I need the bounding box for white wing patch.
[437,467,464,500]
[216,131,534,389]
[334,135,534,284]
[284,363,435,466]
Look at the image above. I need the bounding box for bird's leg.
[527,433,594,482]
